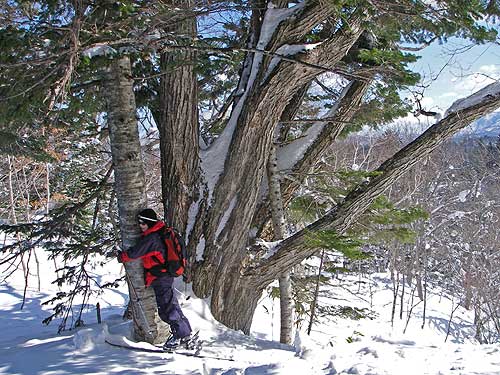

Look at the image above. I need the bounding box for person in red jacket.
[119,208,192,350]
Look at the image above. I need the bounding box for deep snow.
[1,249,500,375]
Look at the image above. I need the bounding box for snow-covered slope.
[1,250,500,375]
[466,111,500,139]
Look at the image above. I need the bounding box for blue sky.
[410,37,500,114]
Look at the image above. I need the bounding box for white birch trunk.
[104,55,165,343]
[7,156,26,275]
[46,163,50,215]
[267,140,293,344]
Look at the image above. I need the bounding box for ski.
[104,339,235,362]
[167,348,235,362]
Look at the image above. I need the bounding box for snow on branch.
[445,81,500,116]
[258,2,306,50]
[276,81,352,172]
[200,1,306,201]
[263,42,322,82]
[82,45,117,59]
[256,239,281,260]
[215,197,237,241]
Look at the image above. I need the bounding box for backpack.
[155,226,187,277]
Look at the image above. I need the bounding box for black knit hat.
[137,208,158,228]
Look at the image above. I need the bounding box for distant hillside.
[464,111,500,139]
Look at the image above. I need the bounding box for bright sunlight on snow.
[1,248,500,374]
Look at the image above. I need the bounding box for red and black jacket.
[120,221,170,286]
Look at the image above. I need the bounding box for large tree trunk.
[191,2,365,328]
[104,56,165,343]
[158,0,200,233]
[161,0,500,335]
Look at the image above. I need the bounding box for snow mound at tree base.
[73,324,106,353]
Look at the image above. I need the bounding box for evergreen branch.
[398,37,438,51]
[0,63,63,102]
[0,166,113,266]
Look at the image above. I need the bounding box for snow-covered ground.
[1,250,500,375]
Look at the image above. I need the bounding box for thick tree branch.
[252,78,371,236]
[279,79,371,201]
[266,0,336,50]
[247,82,500,283]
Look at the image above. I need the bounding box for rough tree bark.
[158,0,200,233]
[188,2,365,333]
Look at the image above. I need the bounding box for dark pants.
[152,276,192,339]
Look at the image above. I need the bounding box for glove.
[112,244,124,263]
[117,249,132,263]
